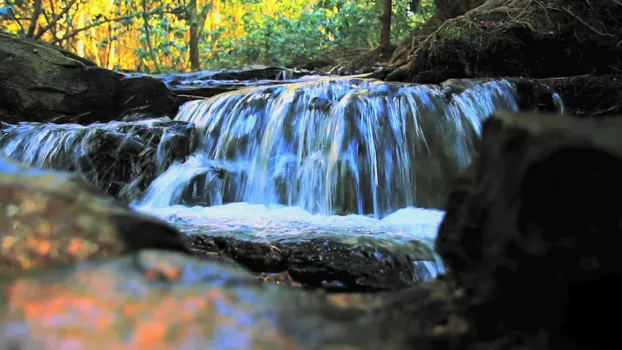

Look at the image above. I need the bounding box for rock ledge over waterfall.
[0,33,178,124]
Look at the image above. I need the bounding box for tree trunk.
[188,0,201,71]
[26,0,42,38]
[140,0,162,73]
[379,0,392,49]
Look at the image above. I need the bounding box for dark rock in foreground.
[0,118,196,199]
[187,234,439,292]
[395,0,622,83]
[437,110,622,348]
[0,33,178,124]
[0,156,188,275]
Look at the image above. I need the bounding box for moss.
[434,19,495,52]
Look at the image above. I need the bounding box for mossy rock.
[403,0,622,82]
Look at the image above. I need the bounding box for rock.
[125,66,327,98]
[186,230,439,292]
[0,249,451,349]
[400,0,622,83]
[0,118,196,199]
[0,33,178,124]
[436,110,622,347]
[388,0,486,68]
[126,66,324,85]
[0,155,188,275]
[3,32,99,67]
[510,75,622,117]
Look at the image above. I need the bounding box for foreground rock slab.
[0,249,452,349]
[0,156,187,274]
[437,110,622,348]
[139,204,443,292]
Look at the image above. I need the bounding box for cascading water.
[0,117,195,199]
[0,75,523,285]
[137,77,517,218]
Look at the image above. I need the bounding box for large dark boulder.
[395,0,622,83]
[437,110,622,347]
[0,155,188,275]
[0,33,178,124]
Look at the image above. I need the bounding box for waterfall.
[0,76,522,284]
[0,117,195,199]
[137,77,517,218]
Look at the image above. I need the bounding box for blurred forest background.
[0,0,435,72]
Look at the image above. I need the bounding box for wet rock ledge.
[0,33,177,124]
[0,110,619,349]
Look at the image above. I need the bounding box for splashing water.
[133,202,447,279]
[0,117,195,199]
[138,77,517,218]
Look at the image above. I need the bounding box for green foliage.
[201,0,436,68]
[0,0,436,71]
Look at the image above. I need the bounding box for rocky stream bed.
[0,0,621,348]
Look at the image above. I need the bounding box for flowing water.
[138,77,517,216]
[0,76,523,284]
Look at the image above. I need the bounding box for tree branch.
[26,0,43,37]
[49,8,180,45]
[141,0,163,73]
[33,0,79,39]
[7,8,25,34]
[41,11,59,42]
[197,5,212,39]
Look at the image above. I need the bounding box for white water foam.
[133,202,447,278]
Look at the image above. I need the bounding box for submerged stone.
[0,156,188,274]
[139,204,444,292]
[187,234,437,292]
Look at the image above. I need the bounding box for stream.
[0,74,521,286]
